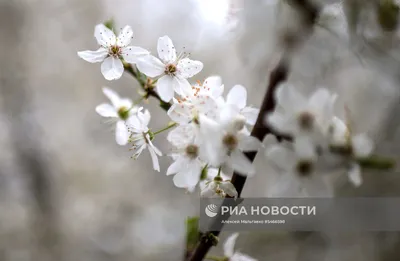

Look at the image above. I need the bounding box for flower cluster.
[266,84,374,197]
[78,24,261,197]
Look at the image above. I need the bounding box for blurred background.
[1,0,400,260]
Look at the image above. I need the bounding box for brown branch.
[187,1,320,260]
[187,58,290,261]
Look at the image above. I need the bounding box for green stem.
[153,122,177,135]
[217,167,222,177]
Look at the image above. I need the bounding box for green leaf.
[185,216,201,251]
[356,155,396,170]
[104,18,115,31]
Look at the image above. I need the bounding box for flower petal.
[167,157,185,175]
[167,102,192,124]
[156,75,175,102]
[136,55,165,78]
[157,35,177,63]
[174,76,192,96]
[102,87,121,108]
[115,120,129,146]
[101,57,124,80]
[227,85,247,109]
[275,84,306,112]
[173,162,202,189]
[138,109,151,128]
[116,25,133,47]
[177,58,203,78]
[228,150,255,176]
[223,233,239,257]
[121,46,150,64]
[241,107,259,125]
[77,48,108,63]
[203,76,224,98]
[231,252,257,261]
[308,88,336,124]
[94,24,116,47]
[293,135,317,160]
[238,134,262,152]
[266,144,296,171]
[348,163,362,187]
[352,133,374,157]
[95,103,117,117]
[148,147,161,172]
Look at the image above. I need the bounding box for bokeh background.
[1,0,400,260]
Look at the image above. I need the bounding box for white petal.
[94,24,116,47]
[157,35,177,63]
[116,25,133,47]
[95,103,117,117]
[204,76,224,98]
[173,162,202,189]
[102,87,121,108]
[238,134,262,152]
[201,182,218,197]
[223,233,239,257]
[227,85,247,109]
[173,76,192,96]
[293,136,317,160]
[136,55,165,78]
[115,120,129,146]
[157,75,175,102]
[167,103,192,124]
[148,147,160,172]
[328,116,349,145]
[149,141,162,156]
[308,88,335,122]
[266,111,293,134]
[352,133,374,157]
[77,48,108,63]
[121,46,150,64]
[228,150,255,176]
[266,145,296,171]
[241,107,259,125]
[275,84,306,112]
[167,157,185,175]
[137,109,151,127]
[177,58,203,78]
[231,252,257,261]
[348,163,362,187]
[101,57,124,80]
[126,115,143,133]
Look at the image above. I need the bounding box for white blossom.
[166,125,204,190]
[201,176,237,198]
[198,112,262,176]
[167,76,223,124]
[136,36,203,102]
[267,84,337,150]
[266,140,333,197]
[223,233,257,261]
[126,109,162,172]
[217,85,260,126]
[328,116,374,186]
[95,87,138,146]
[78,24,150,80]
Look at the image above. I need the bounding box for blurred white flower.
[198,113,262,176]
[95,87,138,146]
[268,84,337,138]
[266,143,333,197]
[136,35,203,102]
[328,116,374,187]
[126,109,162,171]
[217,85,260,126]
[166,125,204,190]
[223,233,257,261]
[199,167,230,191]
[201,176,237,198]
[78,24,149,80]
[168,76,223,124]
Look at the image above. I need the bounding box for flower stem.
[153,122,177,135]
[123,63,172,111]
[217,167,222,177]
